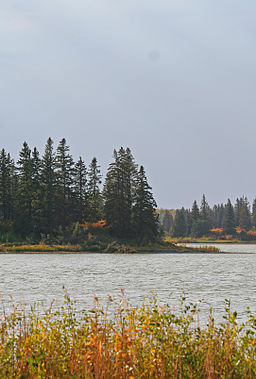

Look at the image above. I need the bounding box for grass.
[0,292,255,377]
[167,236,256,244]
[0,244,83,252]
[0,240,219,254]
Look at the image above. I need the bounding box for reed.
[0,293,255,378]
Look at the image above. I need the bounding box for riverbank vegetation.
[160,195,256,241]
[0,292,255,377]
[0,139,158,245]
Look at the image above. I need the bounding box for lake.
[0,249,255,323]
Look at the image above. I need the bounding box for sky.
[1,0,256,209]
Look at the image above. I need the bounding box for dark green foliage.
[40,138,56,235]
[252,198,256,227]
[15,142,33,236]
[191,200,200,222]
[73,157,88,222]
[55,138,75,228]
[212,204,225,228]
[87,157,103,222]
[0,139,159,243]
[171,208,186,237]
[0,149,15,222]
[191,200,200,237]
[172,195,255,239]
[223,199,236,235]
[200,194,210,221]
[104,148,137,237]
[2,137,256,243]
[184,209,192,235]
[162,210,173,234]
[235,197,251,230]
[197,194,211,237]
[133,166,159,242]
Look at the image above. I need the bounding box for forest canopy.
[0,138,159,243]
[160,195,256,240]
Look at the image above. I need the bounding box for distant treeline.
[0,138,158,243]
[160,195,256,239]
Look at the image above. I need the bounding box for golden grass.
[0,292,255,378]
[0,244,82,252]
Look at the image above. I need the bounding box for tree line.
[161,195,256,238]
[0,138,158,242]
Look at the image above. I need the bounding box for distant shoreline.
[169,239,256,245]
[0,250,254,255]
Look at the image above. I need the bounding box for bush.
[0,294,256,377]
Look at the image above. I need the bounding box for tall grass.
[0,292,255,377]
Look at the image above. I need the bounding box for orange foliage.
[81,220,106,233]
[210,228,223,234]
[247,229,256,236]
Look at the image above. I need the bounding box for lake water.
[0,249,255,324]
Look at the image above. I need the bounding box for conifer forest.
[0,138,159,243]
[160,194,256,240]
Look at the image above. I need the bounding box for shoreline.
[169,239,256,244]
[0,249,254,255]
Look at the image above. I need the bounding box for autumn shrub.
[0,292,256,378]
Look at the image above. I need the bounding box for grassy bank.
[0,293,255,377]
[0,241,219,253]
[167,236,256,244]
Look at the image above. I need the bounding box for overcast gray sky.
[1,1,256,209]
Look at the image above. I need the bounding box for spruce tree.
[16,142,33,236]
[172,208,186,237]
[198,194,211,236]
[162,210,173,234]
[212,204,225,228]
[104,147,137,236]
[185,209,192,236]
[191,200,200,237]
[31,147,42,236]
[55,138,75,228]
[40,138,56,235]
[252,198,256,227]
[133,165,159,242]
[239,200,251,230]
[73,157,87,222]
[234,198,241,226]
[0,149,14,222]
[87,157,103,222]
[223,199,235,235]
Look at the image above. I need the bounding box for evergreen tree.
[223,199,235,235]
[200,194,210,220]
[191,200,200,222]
[198,194,211,236]
[73,157,87,222]
[172,208,186,237]
[212,204,225,228]
[104,149,122,234]
[55,138,75,228]
[0,149,15,222]
[31,147,42,236]
[234,198,241,226]
[87,157,103,222]
[239,200,251,230]
[15,142,33,236]
[40,138,56,235]
[191,200,200,237]
[133,165,159,241]
[104,147,137,236]
[252,198,256,227]
[185,209,192,236]
[162,210,173,234]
